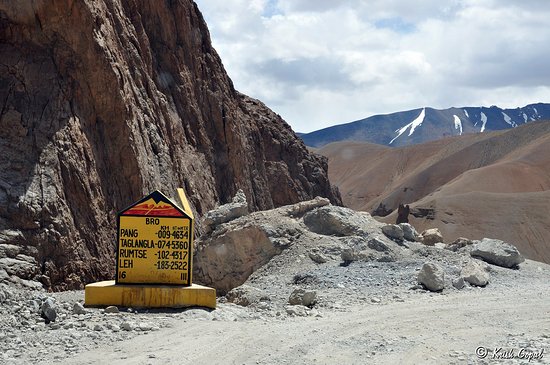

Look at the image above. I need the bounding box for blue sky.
[195,0,550,133]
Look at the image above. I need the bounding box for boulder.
[446,237,474,252]
[303,206,375,236]
[381,225,404,241]
[284,197,330,217]
[461,261,489,286]
[288,289,317,307]
[452,277,465,290]
[367,237,390,252]
[399,223,420,242]
[202,190,249,234]
[104,305,119,314]
[194,225,280,294]
[308,251,328,264]
[417,262,445,292]
[226,285,269,307]
[340,248,369,263]
[470,238,525,268]
[420,228,443,246]
[73,302,87,315]
[41,298,57,323]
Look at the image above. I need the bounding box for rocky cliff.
[0,0,341,290]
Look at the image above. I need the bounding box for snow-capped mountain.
[300,103,550,147]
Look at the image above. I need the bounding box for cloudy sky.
[194,0,550,133]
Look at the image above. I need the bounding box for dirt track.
[61,262,550,365]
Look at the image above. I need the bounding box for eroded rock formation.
[0,0,340,289]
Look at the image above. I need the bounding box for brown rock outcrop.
[0,0,341,290]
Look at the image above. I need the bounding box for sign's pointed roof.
[119,190,191,218]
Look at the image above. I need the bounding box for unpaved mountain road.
[62,280,550,365]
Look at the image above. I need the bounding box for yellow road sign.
[116,190,193,285]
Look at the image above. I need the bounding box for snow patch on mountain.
[389,108,426,144]
[453,115,463,135]
[502,112,517,127]
[463,109,469,118]
[480,112,488,132]
[523,113,528,123]
[534,107,539,116]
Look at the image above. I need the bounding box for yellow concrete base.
[85,280,216,309]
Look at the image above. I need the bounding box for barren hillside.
[319,121,550,263]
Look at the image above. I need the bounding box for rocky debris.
[288,289,317,307]
[202,190,249,234]
[417,262,445,292]
[308,251,328,264]
[382,225,404,241]
[446,237,474,252]
[0,0,341,291]
[303,206,377,236]
[471,238,525,268]
[399,224,420,242]
[461,261,490,287]
[420,229,444,246]
[285,305,309,317]
[41,298,57,323]
[194,201,390,294]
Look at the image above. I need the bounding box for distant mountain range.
[301,103,550,147]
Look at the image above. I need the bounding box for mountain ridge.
[302,102,550,148]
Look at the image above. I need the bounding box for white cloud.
[195,0,550,132]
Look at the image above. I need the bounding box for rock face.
[0,0,340,289]
[471,238,525,268]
